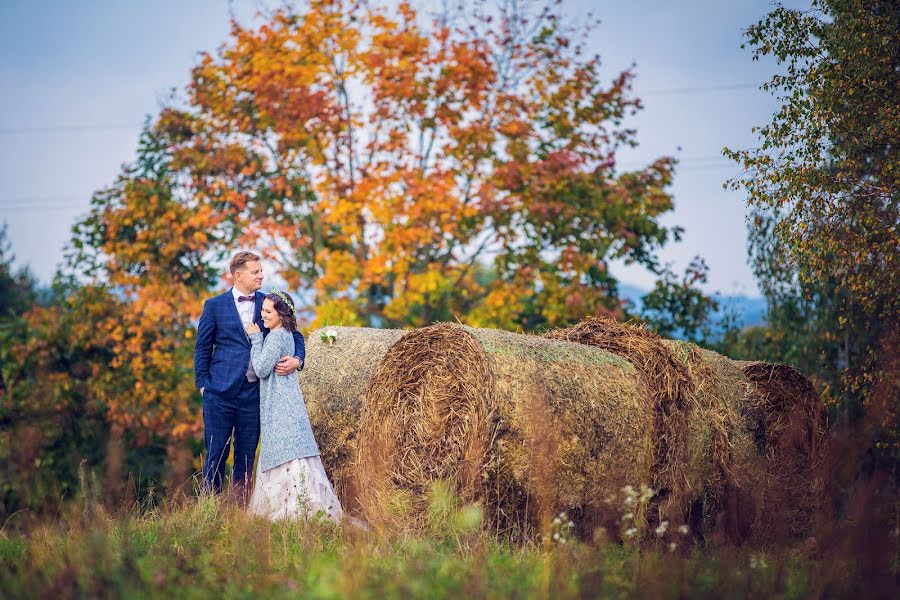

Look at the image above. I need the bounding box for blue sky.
[0,0,804,296]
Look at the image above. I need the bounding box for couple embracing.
[193,251,342,521]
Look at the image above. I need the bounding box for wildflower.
[621,485,635,495]
[677,524,689,535]
[553,516,561,526]
[669,542,677,552]
[553,532,560,541]
[621,512,634,522]
[624,527,638,538]
[639,484,655,503]
[655,521,669,536]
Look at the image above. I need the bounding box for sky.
[0,0,806,297]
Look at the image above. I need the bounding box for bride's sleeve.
[249,330,281,377]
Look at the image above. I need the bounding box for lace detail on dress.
[248,456,343,522]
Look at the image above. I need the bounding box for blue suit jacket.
[193,289,306,398]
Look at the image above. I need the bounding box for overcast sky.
[0,0,805,296]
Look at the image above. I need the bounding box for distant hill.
[618,283,767,332]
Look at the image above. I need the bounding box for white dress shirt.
[232,287,259,382]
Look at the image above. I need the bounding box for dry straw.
[545,317,698,528]
[737,361,829,541]
[356,323,652,539]
[300,326,406,514]
[662,340,760,540]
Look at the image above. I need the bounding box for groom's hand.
[275,355,301,375]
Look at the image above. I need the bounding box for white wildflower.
[655,521,669,536]
[677,525,689,535]
[669,542,677,552]
[624,527,638,538]
[621,512,634,522]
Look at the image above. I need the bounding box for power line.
[641,82,761,96]
[2,157,738,207]
[0,83,763,136]
[1,205,87,212]
[0,124,140,135]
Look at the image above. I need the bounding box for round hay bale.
[736,361,828,541]
[356,323,652,539]
[545,317,696,526]
[300,326,406,513]
[662,340,760,541]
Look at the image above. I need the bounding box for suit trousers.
[201,378,260,494]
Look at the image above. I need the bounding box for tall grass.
[0,476,891,600]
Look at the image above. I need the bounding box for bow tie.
[238,295,255,302]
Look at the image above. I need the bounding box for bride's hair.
[264,292,297,331]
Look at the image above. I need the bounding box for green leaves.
[725,0,900,448]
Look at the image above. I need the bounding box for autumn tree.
[725,0,899,450]
[158,0,680,330]
[65,124,227,482]
[1,126,224,516]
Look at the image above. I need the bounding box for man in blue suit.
[193,251,306,501]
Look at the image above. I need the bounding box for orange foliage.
[157,0,678,330]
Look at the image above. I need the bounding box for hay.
[300,326,406,513]
[663,340,760,540]
[356,323,652,538]
[545,317,696,526]
[736,361,828,541]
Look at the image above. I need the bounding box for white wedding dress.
[248,455,344,522]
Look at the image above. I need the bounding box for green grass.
[0,488,883,600]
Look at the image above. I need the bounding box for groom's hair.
[229,251,261,274]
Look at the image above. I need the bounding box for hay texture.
[545,317,698,527]
[356,323,651,538]
[737,361,828,541]
[300,326,406,513]
[662,340,760,541]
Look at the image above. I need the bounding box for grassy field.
[1,479,893,600]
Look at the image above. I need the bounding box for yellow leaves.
[317,249,362,293]
[465,283,526,330]
[311,297,365,329]
[382,267,450,322]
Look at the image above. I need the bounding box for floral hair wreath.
[269,288,296,316]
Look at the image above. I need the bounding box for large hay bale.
[545,317,697,526]
[356,323,652,538]
[737,361,828,541]
[663,340,760,541]
[300,326,406,513]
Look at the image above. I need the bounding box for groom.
[193,251,306,501]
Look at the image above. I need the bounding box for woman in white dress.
[244,290,343,522]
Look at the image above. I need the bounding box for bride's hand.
[244,322,261,334]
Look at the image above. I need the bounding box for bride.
[243,290,343,521]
